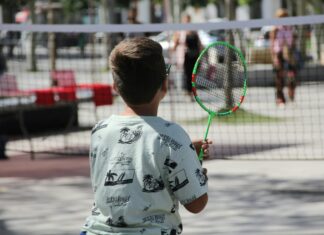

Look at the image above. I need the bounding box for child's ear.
[161,79,168,93]
[113,83,119,95]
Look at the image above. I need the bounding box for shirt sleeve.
[166,130,208,205]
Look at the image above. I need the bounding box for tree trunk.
[224,0,235,109]
[29,0,37,71]
[312,0,324,62]
[88,0,97,84]
[296,0,307,60]
[47,0,56,85]
[106,0,119,57]
[100,0,109,69]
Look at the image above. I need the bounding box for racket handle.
[198,147,204,164]
[198,113,214,163]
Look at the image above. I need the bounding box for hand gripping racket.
[191,41,247,161]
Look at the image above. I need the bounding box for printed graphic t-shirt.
[82,115,208,235]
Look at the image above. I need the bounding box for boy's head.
[109,37,167,105]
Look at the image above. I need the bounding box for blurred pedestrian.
[173,14,202,98]
[270,8,298,107]
[125,7,147,38]
[0,51,8,160]
[0,51,7,75]
[184,31,202,98]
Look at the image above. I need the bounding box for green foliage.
[153,0,163,4]
[238,0,252,5]
[208,0,220,3]
[237,0,260,6]
[116,0,131,8]
[60,0,90,13]
[181,0,210,9]
[188,0,209,7]
[0,0,27,8]
[60,0,101,23]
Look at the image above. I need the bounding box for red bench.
[50,70,113,106]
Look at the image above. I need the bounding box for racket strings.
[194,44,246,113]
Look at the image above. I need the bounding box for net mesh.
[194,42,246,113]
[0,16,324,160]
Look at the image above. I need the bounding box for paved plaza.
[1,155,324,235]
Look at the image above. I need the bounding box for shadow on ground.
[210,143,298,159]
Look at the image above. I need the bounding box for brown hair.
[109,37,166,105]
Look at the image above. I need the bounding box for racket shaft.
[198,113,214,161]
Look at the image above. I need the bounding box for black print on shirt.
[111,152,132,166]
[164,122,173,127]
[189,143,196,151]
[106,216,127,227]
[178,224,183,234]
[101,147,109,158]
[159,134,182,151]
[118,125,143,144]
[92,121,108,134]
[143,203,152,211]
[142,175,165,192]
[104,169,135,186]
[90,146,98,159]
[170,204,176,213]
[91,206,100,216]
[169,169,189,192]
[164,158,178,173]
[195,168,208,186]
[106,195,130,207]
[142,214,165,224]
[161,228,178,235]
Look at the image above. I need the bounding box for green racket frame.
[191,41,248,161]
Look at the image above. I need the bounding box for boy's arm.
[183,167,208,213]
[167,132,210,214]
[181,140,210,213]
[184,193,208,214]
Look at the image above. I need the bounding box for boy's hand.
[192,139,213,160]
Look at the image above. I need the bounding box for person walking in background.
[0,51,8,160]
[173,14,202,99]
[80,37,211,235]
[270,8,298,107]
[183,30,202,99]
[125,7,147,38]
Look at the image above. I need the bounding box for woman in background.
[270,8,298,107]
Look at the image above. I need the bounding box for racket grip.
[198,147,204,164]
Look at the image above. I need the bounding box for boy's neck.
[121,103,158,116]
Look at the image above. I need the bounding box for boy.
[80,37,210,235]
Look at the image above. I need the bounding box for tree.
[28,0,37,71]
[224,0,235,108]
[311,0,324,62]
[105,170,117,181]
[47,0,56,76]
[60,0,100,22]
[0,0,22,23]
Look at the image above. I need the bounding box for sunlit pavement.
[1,156,324,235]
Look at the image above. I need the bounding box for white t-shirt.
[81,115,208,235]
